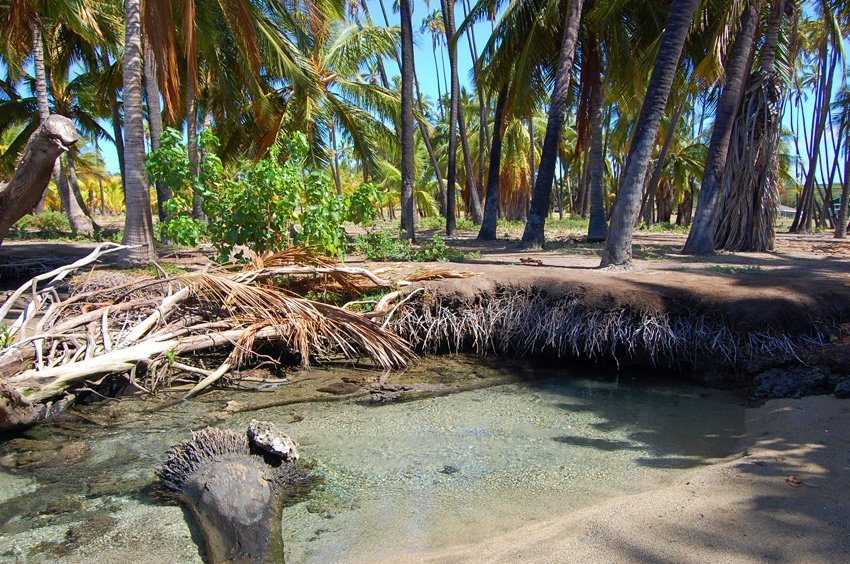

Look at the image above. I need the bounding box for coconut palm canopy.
[0,0,848,263]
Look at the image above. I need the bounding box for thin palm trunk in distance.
[478,84,508,240]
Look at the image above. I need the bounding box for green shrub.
[11,211,71,237]
[639,221,689,234]
[148,128,375,261]
[353,231,474,262]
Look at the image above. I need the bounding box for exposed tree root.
[388,287,831,368]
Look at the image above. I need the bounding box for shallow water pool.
[0,358,745,562]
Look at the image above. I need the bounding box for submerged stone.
[751,367,830,399]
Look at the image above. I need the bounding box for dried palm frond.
[404,269,478,282]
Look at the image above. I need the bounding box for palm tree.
[832,86,850,238]
[683,0,762,254]
[519,0,584,249]
[400,0,416,239]
[441,0,460,235]
[117,0,156,267]
[421,10,447,119]
[586,32,607,243]
[600,0,701,267]
[478,83,508,239]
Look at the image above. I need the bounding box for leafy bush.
[639,221,689,234]
[353,231,473,262]
[419,216,476,232]
[11,211,71,237]
[148,128,376,261]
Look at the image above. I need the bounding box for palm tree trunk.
[458,106,484,223]
[441,0,459,236]
[478,84,508,240]
[144,38,171,225]
[53,155,92,235]
[30,20,51,214]
[520,0,584,248]
[835,148,850,238]
[67,152,96,220]
[186,85,205,220]
[432,48,445,120]
[791,42,837,233]
[459,0,489,195]
[638,102,685,225]
[101,52,126,193]
[600,0,700,266]
[586,37,608,243]
[117,0,157,267]
[399,0,416,240]
[330,125,342,196]
[684,0,761,254]
[416,80,448,215]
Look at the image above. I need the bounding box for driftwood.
[0,115,78,243]
[158,423,310,563]
[0,247,415,429]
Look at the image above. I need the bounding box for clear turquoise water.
[0,359,745,563]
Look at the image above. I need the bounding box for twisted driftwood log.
[0,115,79,243]
[158,421,308,563]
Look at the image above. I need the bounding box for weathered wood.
[0,115,79,243]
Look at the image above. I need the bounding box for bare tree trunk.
[520,0,585,248]
[601,0,700,266]
[478,85,508,240]
[117,0,157,267]
[0,117,78,243]
[683,0,760,254]
[399,0,416,240]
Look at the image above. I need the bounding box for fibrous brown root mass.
[389,288,831,367]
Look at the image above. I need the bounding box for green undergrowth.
[353,231,478,262]
[704,264,766,275]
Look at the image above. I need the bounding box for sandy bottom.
[415,395,850,563]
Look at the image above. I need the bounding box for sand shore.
[419,395,850,563]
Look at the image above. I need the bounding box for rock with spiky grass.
[158,424,310,563]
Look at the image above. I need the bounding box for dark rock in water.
[439,465,460,475]
[317,382,361,395]
[158,424,311,563]
[834,378,850,399]
[751,367,830,399]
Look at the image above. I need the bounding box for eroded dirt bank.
[418,395,850,563]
